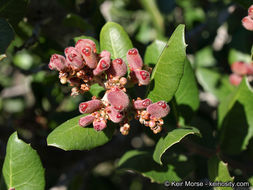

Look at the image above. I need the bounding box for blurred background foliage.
[0,0,253,189]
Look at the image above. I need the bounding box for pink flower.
[133,98,152,110]
[107,87,129,111]
[107,58,127,78]
[229,73,242,86]
[65,47,84,70]
[79,100,102,114]
[79,115,95,127]
[49,54,68,71]
[147,101,170,119]
[126,48,143,70]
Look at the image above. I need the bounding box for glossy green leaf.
[47,115,115,151]
[153,127,200,165]
[144,40,166,67]
[208,156,234,190]
[147,25,186,102]
[100,22,133,62]
[0,19,14,54]
[218,78,253,154]
[175,60,200,117]
[2,132,45,190]
[0,0,29,25]
[118,150,194,183]
[196,68,235,101]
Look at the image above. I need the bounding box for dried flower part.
[79,115,95,127]
[126,48,143,71]
[79,99,102,114]
[133,98,152,110]
[229,73,242,86]
[93,51,111,76]
[106,58,127,78]
[120,123,130,135]
[231,61,249,75]
[131,69,150,85]
[107,87,129,111]
[242,16,253,31]
[49,54,68,71]
[75,40,98,69]
[65,47,84,70]
[147,101,170,119]
[93,119,107,131]
[248,5,253,19]
[107,106,124,123]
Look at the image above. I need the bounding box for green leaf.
[0,19,14,54]
[2,132,45,190]
[218,78,253,154]
[63,13,92,32]
[208,156,233,190]
[47,115,115,151]
[196,68,235,101]
[100,22,133,62]
[0,0,29,25]
[153,127,200,165]
[228,49,251,65]
[144,40,166,67]
[70,35,100,53]
[175,59,200,120]
[139,0,165,35]
[89,83,105,97]
[147,25,186,102]
[118,150,194,183]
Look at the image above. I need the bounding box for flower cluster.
[49,39,170,135]
[229,61,253,86]
[242,5,253,31]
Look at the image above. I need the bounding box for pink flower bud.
[248,5,253,19]
[79,99,102,114]
[231,61,248,75]
[246,63,253,75]
[93,51,111,76]
[133,98,152,110]
[242,16,253,31]
[79,115,95,127]
[107,87,129,111]
[126,48,143,71]
[107,106,125,123]
[107,58,127,77]
[65,47,84,70]
[229,73,242,86]
[49,54,68,71]
[131,69,150,85]
[147,101,170,119]
[93,119,107,131]
[75,39,98,69]
[75,39,97,53]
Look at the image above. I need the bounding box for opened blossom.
[48,38,170,134]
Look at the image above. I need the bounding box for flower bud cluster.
[229,61,253,86]
[242,5,253,31]
[49,38,170,135]
[133,98,170,134]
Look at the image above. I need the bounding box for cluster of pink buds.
[49,39,170,135]
[242,5,253,31]
[229,61,253,86]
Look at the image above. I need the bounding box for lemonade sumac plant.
[1,1,253,189]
